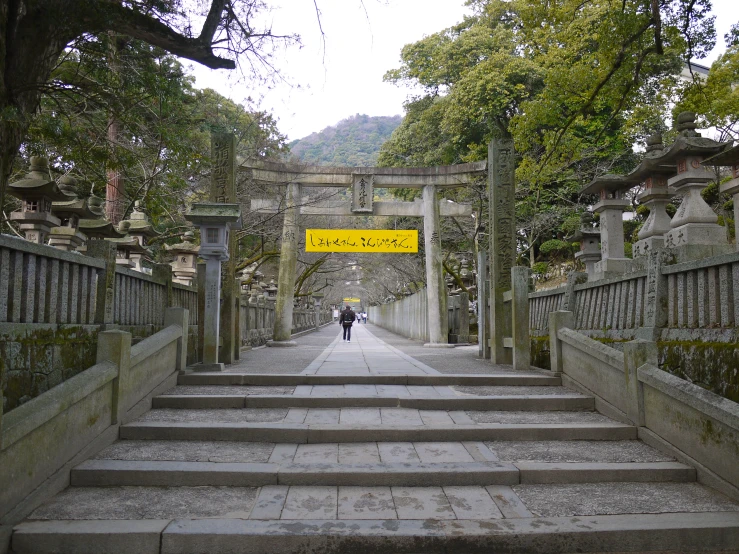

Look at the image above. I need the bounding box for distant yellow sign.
[305,229,418,253]
[343,297,361,303]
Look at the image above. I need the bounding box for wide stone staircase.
[11,367,739,552]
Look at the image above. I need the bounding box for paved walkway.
[11,323,739,554]
[302,324,439,375]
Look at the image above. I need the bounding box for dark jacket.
[339,309,356,326]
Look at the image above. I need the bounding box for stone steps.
[69,459,696,487]
[12,355,739,553]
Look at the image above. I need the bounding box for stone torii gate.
[242,160,487,347]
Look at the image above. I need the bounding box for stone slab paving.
[163,385,295,395]
[513,482,739,517]
[93,441,274,463]
[468,410,613,424]
[138,408,289,423]
[486,440,676,463]
[137,407,612,425]
[29,487,259,520]
[302,325,441,376]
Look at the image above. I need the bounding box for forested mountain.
[289,114,402,166]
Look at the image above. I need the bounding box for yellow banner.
[343,297,361,303]
[305,229,418,253]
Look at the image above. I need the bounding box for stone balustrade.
[0,236,198,412]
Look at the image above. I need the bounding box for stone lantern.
[7,156,67,244]
[569,212,602,279]
[661,112,732,258]
[264,278,278,300]
[185,203,242,372]
[631,134,677,257]
[108,233,147,270]
[48,175,101,251]
[581,174,633,280]
[118,201,160,271]
[703,143,739,251]
[166,231,199,286]
[77,201,126,251]
[311,292,325,330]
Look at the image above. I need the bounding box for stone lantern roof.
[654,112,731,165]
[51,176,101,221]
[7,156,68,203]
[702,143,739,168]
[581,174,634,197]
[107,235,147,255]
[119,201,161,245]
[165,231,199,255]
[78,218,127,239]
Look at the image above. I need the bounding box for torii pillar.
[271,182,301,346]
[423,184,451,347]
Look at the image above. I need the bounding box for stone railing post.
[152,263,174,309]
[87,240,117,326]
[562,272,586,312]
[164,307,189,373]
[511,266,531,370]
[96,330,132,424]
[623,339,657,426]
[196,262,206,363]
[477,249,490,359]
[233,279,241,360]
[636,249,669,342]
[548,311,575,373]
[459,292,470,344]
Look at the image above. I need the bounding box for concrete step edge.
[119,422,637,443]
[71,459,696,487]
[152,394,595,411]
[177,374,562,387]
[70,460,519,487]
[13,513,739,554]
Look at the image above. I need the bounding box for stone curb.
[177,373,562,386]
[12,513,739,554]
[119,422,637,442]
[70,459,695,488]
[70,460,520,487]
[152,394,595,411]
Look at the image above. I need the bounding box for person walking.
[339,305,356,342]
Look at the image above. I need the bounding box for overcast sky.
[189,0,739,141]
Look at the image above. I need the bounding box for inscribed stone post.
[423,184,450,346]
[477,249,490,359]
[273,182,301,344]
[488,139,515,364]
[210,133,237,364]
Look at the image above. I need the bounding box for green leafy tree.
[380,0,716,272]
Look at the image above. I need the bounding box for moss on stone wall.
[531,335,551,370]
[1,326,99,412]
[659,340,739,402]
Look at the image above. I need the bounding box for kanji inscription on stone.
[351,174,374,213]
[210,133,236,204]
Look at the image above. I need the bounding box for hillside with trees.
[288,114,402,166]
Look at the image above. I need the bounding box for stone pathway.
[10,325,739,553]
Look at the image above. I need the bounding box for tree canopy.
[0,0,295,226]
[379,0,722,274]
